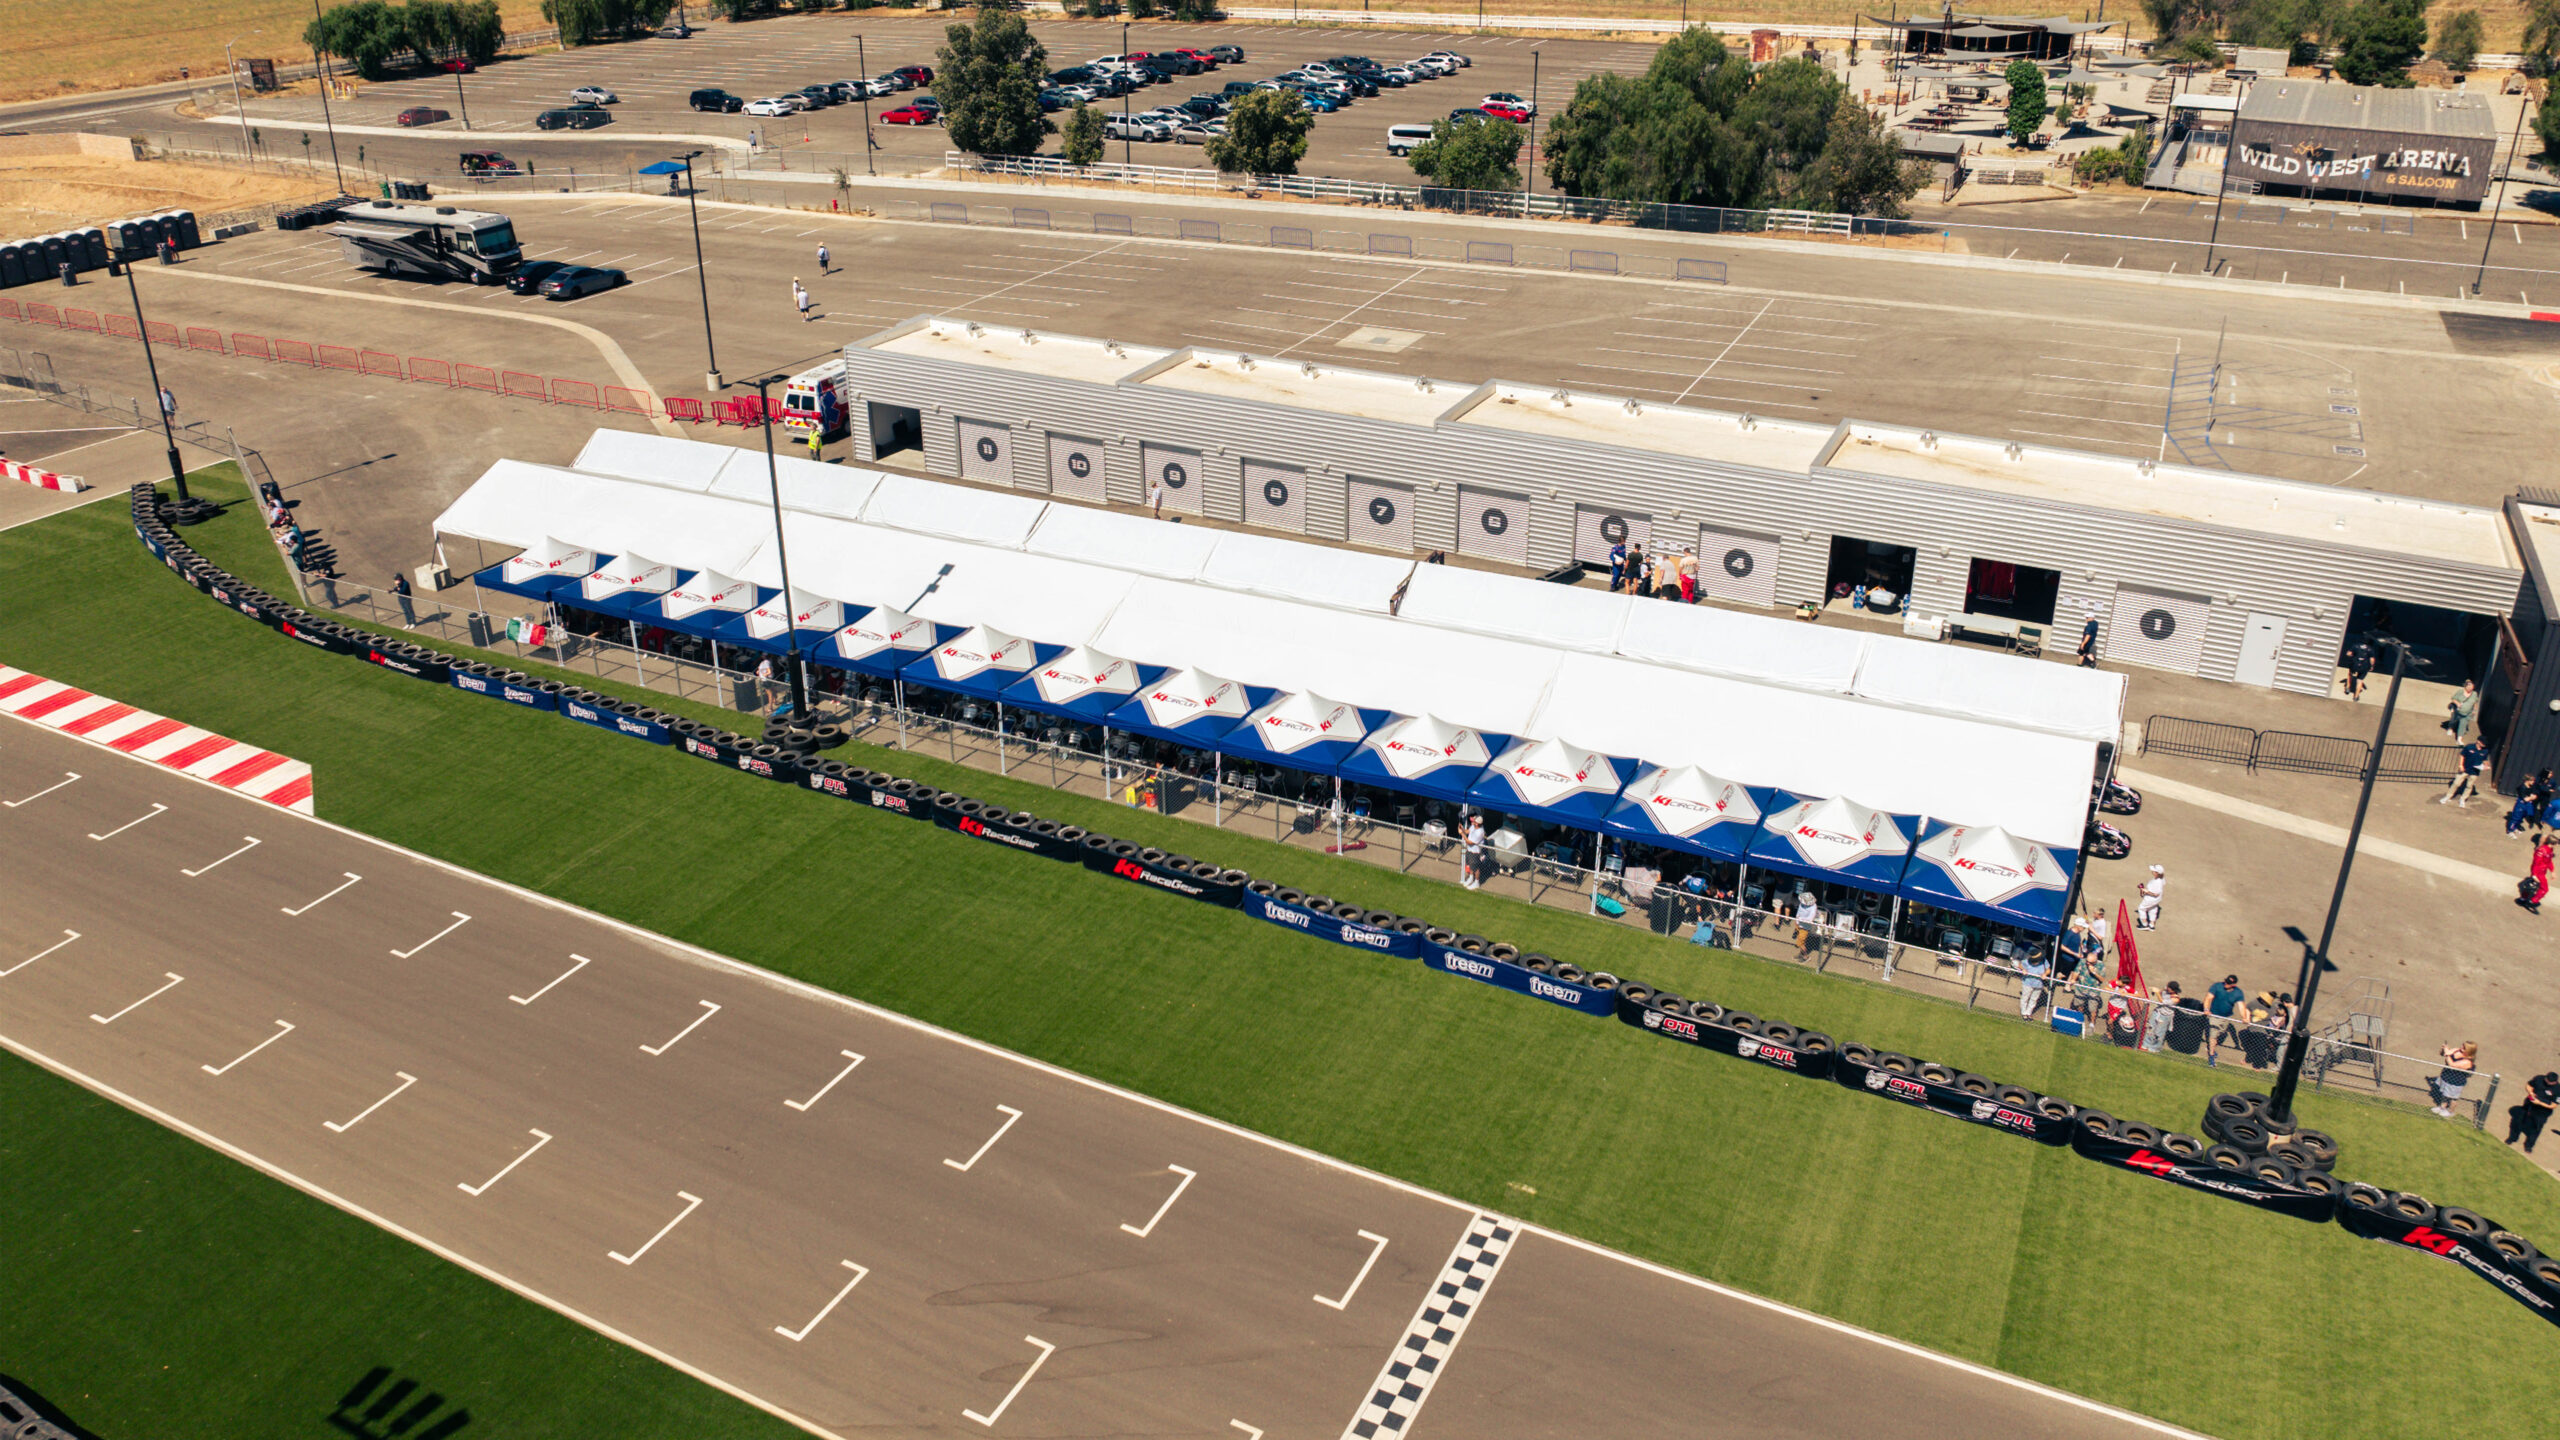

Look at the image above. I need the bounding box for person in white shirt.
[2137,864,2164,930]
[1461,814,1487,889]
[754,655,776,712]
[1149,481,1165,517]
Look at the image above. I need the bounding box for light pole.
[226,31,261,165]
[857,33,875,175]
[750,373,811,719]
[2202,149,2230,276]
[454,61,472,131]
[1525,47,1540,203]
[2267,637,2409,1126]
[2475,88,2529,294]
[1123,21,1133,163]
[310,0,347,193]
[677,150,722,392]
[115,257,193,505]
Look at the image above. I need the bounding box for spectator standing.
[2520,834,2555,915]
[390,571,415,628]
[2447,678,2480,742]
[2076,609,2100,667]
[2142,985,2177,1052]
[2136,864,2165,929]
[2507,1071,2559,1152]
[794,280,813,323]
[754,654,776,713]
[1624,542,1646,596]
[1607,539,1626,593]
[1461,813,1487,890]
[816,241,831,274]
[1149,480,1165,518]
[1678,548,1698,603]
[2018,947,2050,1018]
[2206,974,2245,1064]
[1792,890,1820,961]
[2342,638,2373,699]
[159,386,176,421]
[2430,1041,2478,1118]
[2443,738,2488,806]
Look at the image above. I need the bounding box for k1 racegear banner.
[2336,1199,2560,1329]
[1247,887,1421,958]
[362,644,452,685]
[2069,1126,2339,1222]
[1422,938,1618,1017]
[1614,991,1837,1077]
[276,616,356,656]
[1079,839,1247,907]
[562,695,670,743]
[1829,1050,2072,1145]
[930,801,1085,860]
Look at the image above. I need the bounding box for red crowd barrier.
[550,378,600,409]
[501,370,545,401]
[408,357,451,386]
[275,338,314,366]
[63,308,100,333]
[603,386,652,416]
[663,397,705,423]
[186,327,225,355]
[359,350,401,379]
[317,344,359,372]
[231,332,270,360]
[144,320,177,345]
[456,363,499,393]
[107,315,142,340]
[0,298,20,321]
[24,302,59,327]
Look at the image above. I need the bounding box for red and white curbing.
[0,666,313,813]
[2,459,86,492]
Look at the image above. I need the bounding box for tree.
[706,0,780,19]
[1806,90,1926,216]
[305,0,411,80]
[1061,101,1106,165]
[1406,114,1521,192]
[2434,7,2484,68]
[2528,0,2560,71]
[1206,88,1315,175]
[936,6,1052,156]
[2537,81,2560,158]
[1730,55,1842,206]
[307,0,503,77]
[2003,58,2047,144]
[545,0,674,46]
[2333,0,2430,85]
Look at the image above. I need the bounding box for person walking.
[2136,863,2164,929]
[2430,1040,2478,1118]
[2206,973,2245,1065]
[816,241,831,274]
[2076,608,2100,668]
[794,279,813,323]
[1461,813,1487,890]
[2341,637,2373,700]
[2507,1071,2559,1152]
[1148,479,1165,518]
[1607,539,1626,593]
[2447,677,2480,742]
[2442,737,2488,807]
[805,428,824,462]
[158,385,177,422]
[390,570,415,628]
[2521,834,2555,915]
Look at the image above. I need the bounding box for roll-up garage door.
[1698,524,1780,608]
[1048,434,1107,501]
[1142,443,1203,515]
[2105,586,2211,674]
[1243,460,1307,533]
[1346,477,1414,552]
[957,418,1011,483]
[1573,505,1651,565]
[1458,486,1529,564]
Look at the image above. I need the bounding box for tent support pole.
[626,619,645,685]
[1214,752,1222,826]
[710,638,722,688]
[894,675,906,750]
[1333,777,1343,854]
[1102,725,1112,797]
[1884,896,1904,982]
[997,700,1007,775]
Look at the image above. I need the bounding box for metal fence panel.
[455,363,498,393]
[274,338,315,367]
[1569,249,1619,274]
[664,396,706,423]
[2376,740,2464,783]
[1011,207,1049,229]
[228,331,268,360]
[358,349,401,378]
[407,357,451,386]
[318,343,359,371]
[2253,730,2369,778]
[144,320,179,346]
[22,302,59,327]
[1094,212,1133,235]
[63,308,100,333]
[1465,240,1513,265]
[2140,714,2256,766]
[1179,218,1219,243]
[1676,257,1729,283]
[502,369,545,401]
[551,378,600,408]
[929,202,968,224]
[603,385,652,416]
[1270,226,1312,250]
[1367,233,1412,258]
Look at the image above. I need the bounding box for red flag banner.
[2114,898,2145,995]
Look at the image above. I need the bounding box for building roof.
[1136,350,1464,427]
[2507,496,2560,613]
[1447,381,1837,474]
[2238,80,2497,139]
[866,317,1167,386]
[1824,423,2516,570]
[2169,93,2242,112]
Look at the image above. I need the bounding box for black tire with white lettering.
[2489,1230,2542,1267]
[2437,1206,2491,1240]
[1916,1062,1957,1087]
[1874,1052,1919,1076]
[2290,1128,2339,1170]
[2160,1132,2205,1160]
[1721,1011,1761,1035]
[2074,1108,2117,1140]
[1995,1084,2036,1108]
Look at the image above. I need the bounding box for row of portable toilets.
[0,211,201,289]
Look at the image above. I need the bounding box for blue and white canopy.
[1336,713,1503,805]
[828,604,944,677]
[1104,665,1262,746]
[1465,737,1638,829]
[498,535,595,592]
[1744,793,1920,894]
[901,623,1053,701]
[579,552,676,605]
[658,568,760,624]
[1603,764,1770,862]
[1212,690,1383,774]
[1900,820,2076,934]
[1001,644,1155,721]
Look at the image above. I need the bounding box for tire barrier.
[124,483,2560,1335]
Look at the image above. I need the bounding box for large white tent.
[1394,563,1632,653]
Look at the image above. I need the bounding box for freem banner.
[1422,938,1618,1017]
[1246,884,1422,958]
[562,695,670,743]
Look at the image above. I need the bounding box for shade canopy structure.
[1196,531,1415,612]
[658,568,760,623]
[1464,736,1640,831]
[437,459,776,578]
[1602,764,1771,862]
[899,624,1055,701]
[1336,713,1506,805]
[1900,820,2078,935]
[1102,666,1268,747]
[1744,794,1921,894]
[1615,599,1869,693]
[861,471,1047,547]
[743,587,845,645]
[579,552,677,605]
[1023,502,1225,580]
[1000,644,1157,721]
[1394,563,1632,653]
[1849,638,2126,744]
[828,604,947,677]
[1211,690,1386,774]
[497,535,595,590]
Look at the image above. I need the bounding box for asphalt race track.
[0,712,2197,1438]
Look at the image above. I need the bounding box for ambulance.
[781,358,848,438]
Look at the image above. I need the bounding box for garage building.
[2230,80,2498,206]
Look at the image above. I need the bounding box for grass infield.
[5,470,2559,1438]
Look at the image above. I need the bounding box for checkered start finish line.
[0,666,314,813]
[1342,1215,1516,1439]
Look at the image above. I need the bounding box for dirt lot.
[0,153,330,235]
[0,0,551,104]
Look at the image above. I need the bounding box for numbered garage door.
[1458,485,1529,564]
[1243,460,1307,533]
[1698,524,1781,607]
[1346,476,1414,552]
[2105,585,2212,674]
[957,418,1011,483]
[1573,504,1651,564]
[1048,434,1108,501]
[1142,443,1203,515]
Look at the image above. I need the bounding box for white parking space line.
[783,1049,866,1112]
[88,802,167,842]
[458,1128,554,1196]
[4,772,79,808]
[391,911,471,959]
[323,1070,416,1132]
[283,872,361,915]
[89,971,183,1025]
[510,953,592,1005]
[774,1260,870,1342]
[201,1019,294,1077]
[181,835,263,877]
[961,1336,1056,1428]
[608,1190,704,1265]
[943,1103,1024,1172]
[0,930,77,978]
[640,999,722,1056]
[1313,1229,1391,1310]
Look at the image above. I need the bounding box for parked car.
[1380,66,1421,85]
[1385,122,1436,156]
[1141,53,1203,76]
[539,265,625,300]
[507,259,571,295]
[690,88,744,112]
[1483,91,1534,114]
[1275,83,1340,112]
[1480,100,1531,123]
[1448,106,1493,123]
[891,64,932,85]
[657,22,693,37]
[441,58,474,74]
[1172,120,1225,145]
[458,149,520,176]
[795,86,840,107]
[1220,80,1260,98]
[569,86,617,104]
[1176,94,1228,119]
[1426,49,1471,68]
[1174,48,1220,68]
[394,106,450,127]
[743,97,796,117]
[1106,112,1173,141]
[534,107,611,130]
[1036,88,1072,112]
[1368,67,1409,87]
[912,96,943,117]
[873,71,913,91]
[880,103,937,125]
[1412,55,1459,75]
[1207,44,1245,63]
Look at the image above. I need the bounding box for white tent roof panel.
[1024,503,1225,580]
[1615,600,1870,692]
[1850,639,2127,744]
[1197,532,1414,613]
[1396,564,1632,653]
[432,462,775,578]
[706,449,883,518]
[571,431,728,491]
[861,471,1048,547]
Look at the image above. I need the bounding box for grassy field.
[0,0,552,106]
[8,470,2560,1438]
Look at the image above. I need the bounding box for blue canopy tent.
[1207,691,1393,776]
[896,624,1066,704]
[1741,793,1922,926]
[997,646,1164,724]
[1336,714,1506,811]
[1464,736,1639,831]
[1601,764,1775,864]
[824,604,955,680]
[472,536,597,604]
[713,587,845,658]
[1898,820,2077,938]
[472,559,585,605]
[1102,667,1267,746]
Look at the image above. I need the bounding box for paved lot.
[0,714,2190,1439]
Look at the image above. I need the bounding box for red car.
[880,104,937,125]
[1480,101,1531,122]
[441,58,474,74]
[395,105,450,126]
[1175,48,1218,67]
[891,64,932,84]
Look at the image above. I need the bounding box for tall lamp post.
[2475,89,2530,294]
[114,256,194,506]
[676,150,722,392]
[1525,46,1540,202]
[2267,636,2410,1126]
[310,0,348,193]
[226,31,261,164]
[1122,20,1133,163]
[453,61,473,131]
[856,33,876,175]
[749,373,811,719]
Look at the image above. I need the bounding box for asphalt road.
[0,703,2195,1439]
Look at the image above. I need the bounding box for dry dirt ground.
[0,0,551,104]
[0,154,331,235]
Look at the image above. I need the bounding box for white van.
[1386,123,1435,156]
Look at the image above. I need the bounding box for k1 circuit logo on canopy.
[1768,795,1910,873]
[1913,824,2066,907]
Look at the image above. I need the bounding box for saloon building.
[2230,80,2499,206]
[1867,13,2115,61]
